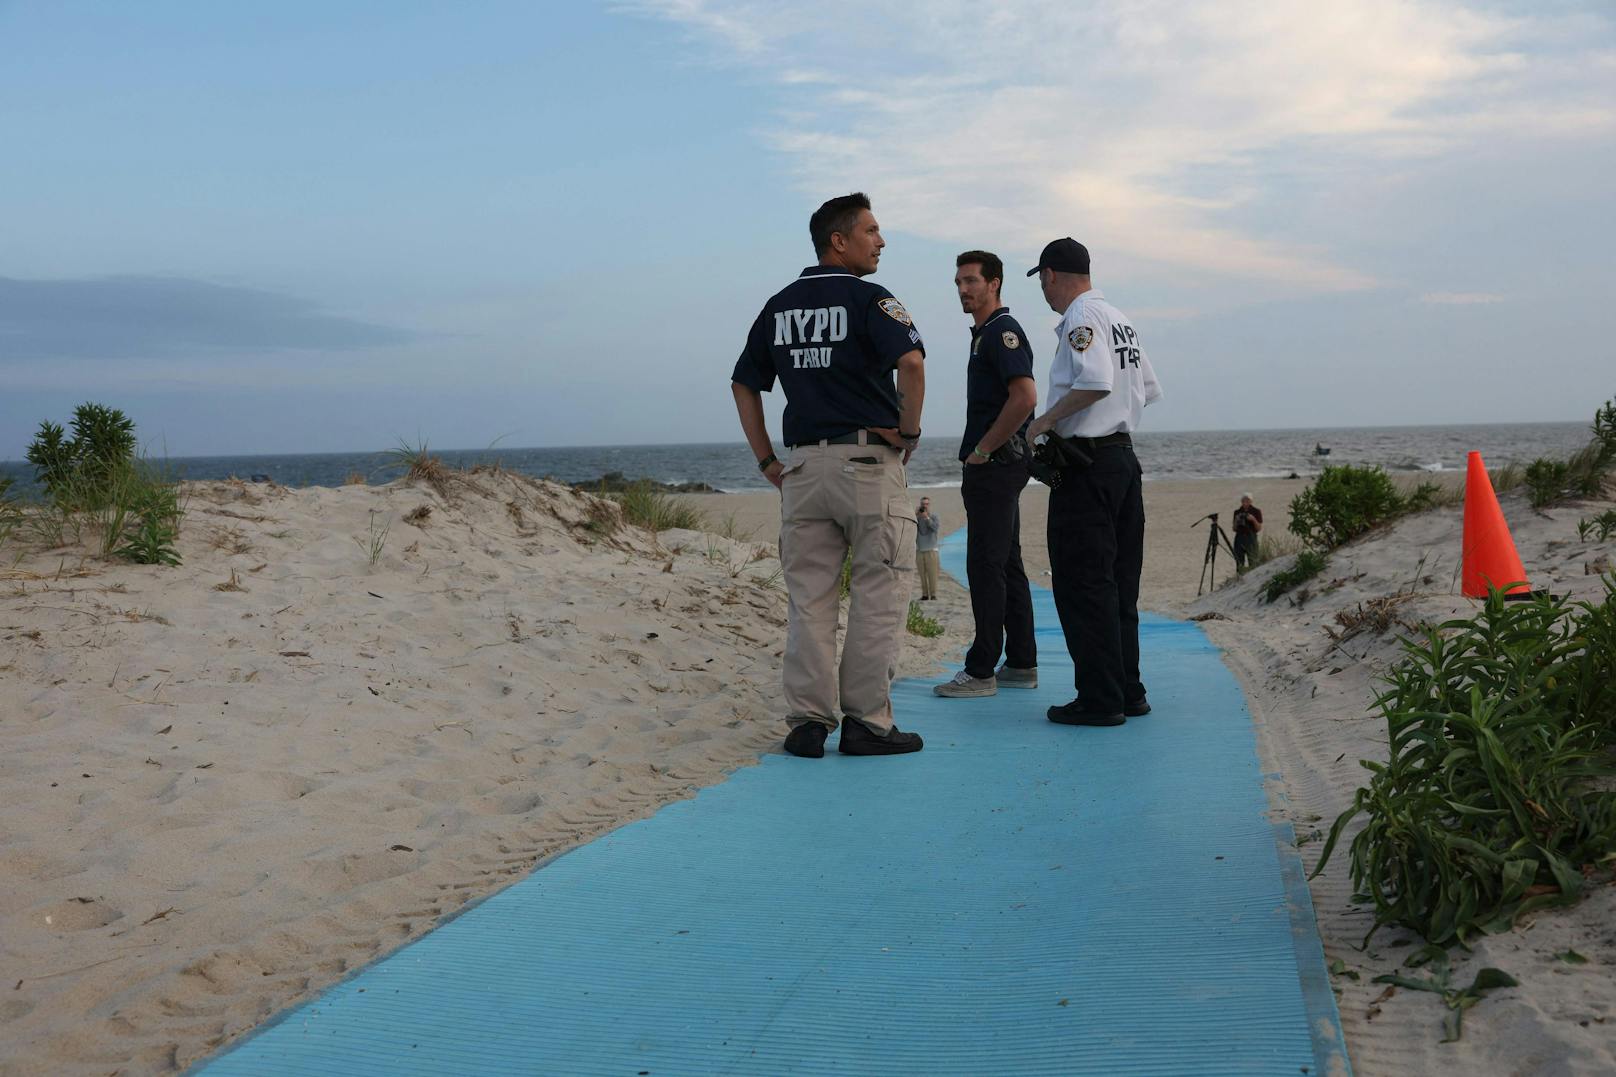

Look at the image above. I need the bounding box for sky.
[2,0,1613,460]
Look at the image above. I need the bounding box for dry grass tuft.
[214,569,248,593]
[344,471,367,486]
[206,525,254,555]
[403,505,432,526]
[1324,592,1419,644]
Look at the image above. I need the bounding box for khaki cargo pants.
[778,435,915,734]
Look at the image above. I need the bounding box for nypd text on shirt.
[1112,323,1142,369]
[773,306,847,369]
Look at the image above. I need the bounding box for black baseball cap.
[1026,238,1090,276]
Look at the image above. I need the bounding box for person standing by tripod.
[1232,494,1263,571]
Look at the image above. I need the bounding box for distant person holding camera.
[1232,493,1263,570]
[916,496,941,600]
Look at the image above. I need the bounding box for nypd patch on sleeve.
[878,297,913,326]
[1068,326,1094,351]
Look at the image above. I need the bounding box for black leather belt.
[789,429,894,449]
[1065,432,1132,452]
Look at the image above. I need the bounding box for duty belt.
[789,429,896,449]
[1064,431,1132,453]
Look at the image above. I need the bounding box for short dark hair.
[810,193,871,256]
[956,250,1004,292]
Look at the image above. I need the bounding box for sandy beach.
[3,465,1613,1074]
[698,473,1370,615]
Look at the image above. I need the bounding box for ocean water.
[0,422,1593,498]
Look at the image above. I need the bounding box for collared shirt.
[1046,288,1162,438]
[959,307,1035,462]
[915,509,941,551]
[732,266,925,447]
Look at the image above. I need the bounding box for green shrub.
[906,599,943,637]
[1261,549,1328,603]
[1521,395,1616,507]
[111,464,184,565]
[1577,510,1616,542]
[1523,457,1571,508]
[1402,480,1448,512]
[18,404,183,562]
[612,481,706,533]
[1312,581,1616,947]
[26,403,137,509]
[1288,465,1407,549]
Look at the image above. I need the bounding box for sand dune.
[3,466,1612,1074]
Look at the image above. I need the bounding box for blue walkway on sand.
[198,530,1350,1076]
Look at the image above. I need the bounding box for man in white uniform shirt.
[1025,238,1162,727]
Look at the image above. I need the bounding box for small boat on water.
[1313,443,1331,457]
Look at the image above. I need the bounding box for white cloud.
[624,1,1613,295]
[1421,292,1505,305]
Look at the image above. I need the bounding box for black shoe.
[784,722,829,758]
[838,718,924,756]
[1124,697,1151,717]
[1046,700,1125,727]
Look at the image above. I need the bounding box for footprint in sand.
[35,897,123,931]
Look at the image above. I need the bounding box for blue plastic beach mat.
[197,529,1349,1076]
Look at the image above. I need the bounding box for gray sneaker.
[933,670,997,697]
[995,665,1038,689]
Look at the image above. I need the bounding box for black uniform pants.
[1047,445,1145,714]
[960,458,1036,679]
[1233,531,1257,569]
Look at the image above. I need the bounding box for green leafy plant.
[1260,549,1328,603]
[25,403,138,509]
[906,599,943,638]
[1311,582,1616,948]
[1371,945,1519,1042]
[112,471,184,565]
[1520,396,1616,507]
[1577,509,1616,542]
[1288,465,1408,549]
[1523,457,1571,508]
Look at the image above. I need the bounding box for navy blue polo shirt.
[959,307,1035,461]
[732,266,925,447]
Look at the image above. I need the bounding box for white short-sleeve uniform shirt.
[1047,289,1163,438]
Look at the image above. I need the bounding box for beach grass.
[1313,580,1616,950]
[613,482,706,533]
[1261,549,1328,603]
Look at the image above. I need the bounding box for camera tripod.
[1191,512,1237,596]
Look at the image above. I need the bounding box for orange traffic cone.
[1462,451,1529,598]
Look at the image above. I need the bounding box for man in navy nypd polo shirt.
[731,192,928,759]
[933,250,1039,699]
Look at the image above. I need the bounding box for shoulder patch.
[878,297,913,326]
[1068,326,1094,352]
[1001,330,1020,350]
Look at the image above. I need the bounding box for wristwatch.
[757,452,779,472]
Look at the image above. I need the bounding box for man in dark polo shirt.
[934,251,1039,698]
[730,192,928,759]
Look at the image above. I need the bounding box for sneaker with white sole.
[995,665,1038,689]
[933,670,997,697]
